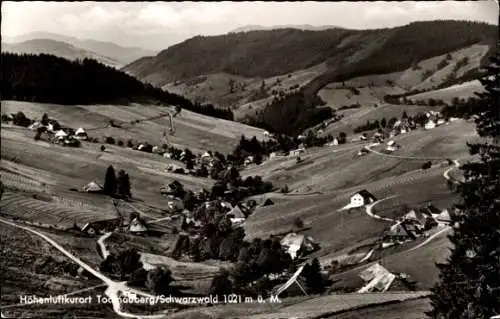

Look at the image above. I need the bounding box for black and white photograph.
[0,1,499,318]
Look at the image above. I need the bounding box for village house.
[349,189,377,207]
[82,181,103,194]
[385,140,400,153]
[74,127,88,140]
[280,233,317,259]
[54,129,68,141]
[358,262,396,293]
[404,209,438,231]
[128,217,148,234]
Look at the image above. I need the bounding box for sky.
[2,1,498,50]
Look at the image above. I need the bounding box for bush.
[105,136,115,144]
[146,267,173,295]
[100,145,106,152]
[422,161,432,170]
[127,139,134,148]
[117,139,124,147]
[294,217,304,229]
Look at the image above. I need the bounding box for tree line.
[1,52,234,121]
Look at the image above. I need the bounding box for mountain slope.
[4,32,156,66]
[2,39,121,68]
[124,21,496,89]
[1,52,233,120]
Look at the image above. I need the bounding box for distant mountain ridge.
[230,24,344,33]
[3,32,156,67]
[2,39,122,68]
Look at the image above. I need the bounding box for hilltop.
[230,24,344,33]
[2,39,122,69]
[3,32,156,67]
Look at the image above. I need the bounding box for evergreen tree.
[303,258,326,294]
[427,50,500,318]
[117,170,131,199]
[103,165,117,196]
[41,113,49,126]
[146,266,173,295]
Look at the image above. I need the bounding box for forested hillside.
[124,20,497,88]
[1,53,234,120]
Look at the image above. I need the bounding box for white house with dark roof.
[349,189,377,207]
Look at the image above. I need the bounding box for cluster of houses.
[29,121,88,146]
[423,111,448,130]
[383,203,451,247]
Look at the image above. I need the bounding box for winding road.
[0,218,173,319]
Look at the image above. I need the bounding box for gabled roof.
[387,222,410,237]
[436,209,451,222]
[129,217,148,232]
[75,127,87,135]
[261,198,274,207]
[83,181,103,193]
[227,205,245,219]
[354,189,377,201]
[55,130,68,137]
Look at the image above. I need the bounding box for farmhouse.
[425,120,437,130]
[226,205,246,225]
[289,144,307,158]
[128,217,148,234]
[29,121,43,131]
[75,127,88,140]
[54,129,68,140]
[436,209,451,225]
[82,181,103,193]
[385,140,400,152]
[280,233,317,259]
[404,209,437,230]
[349,189,377,207]
[358,262,396,293]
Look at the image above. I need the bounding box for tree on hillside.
[103,165,117,196]
[294,217,304,229]
[41,113,49,126]
[303,258,326,294]
[146,266,173,295]
[427,50,500,318]
[381,117,387,128]
[117,170,131,199]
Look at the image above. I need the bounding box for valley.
[1,7,499,319]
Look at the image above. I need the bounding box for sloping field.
[325,297,430,319]
[323,103,440,136]
[407,80,484,104]
[0,192,116,229]
[1,126,214,206]
[0,222,116,318]
[244,120,475,193]
[329,230,452,292]
[163,292,429,319]
[1,100,266,154]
